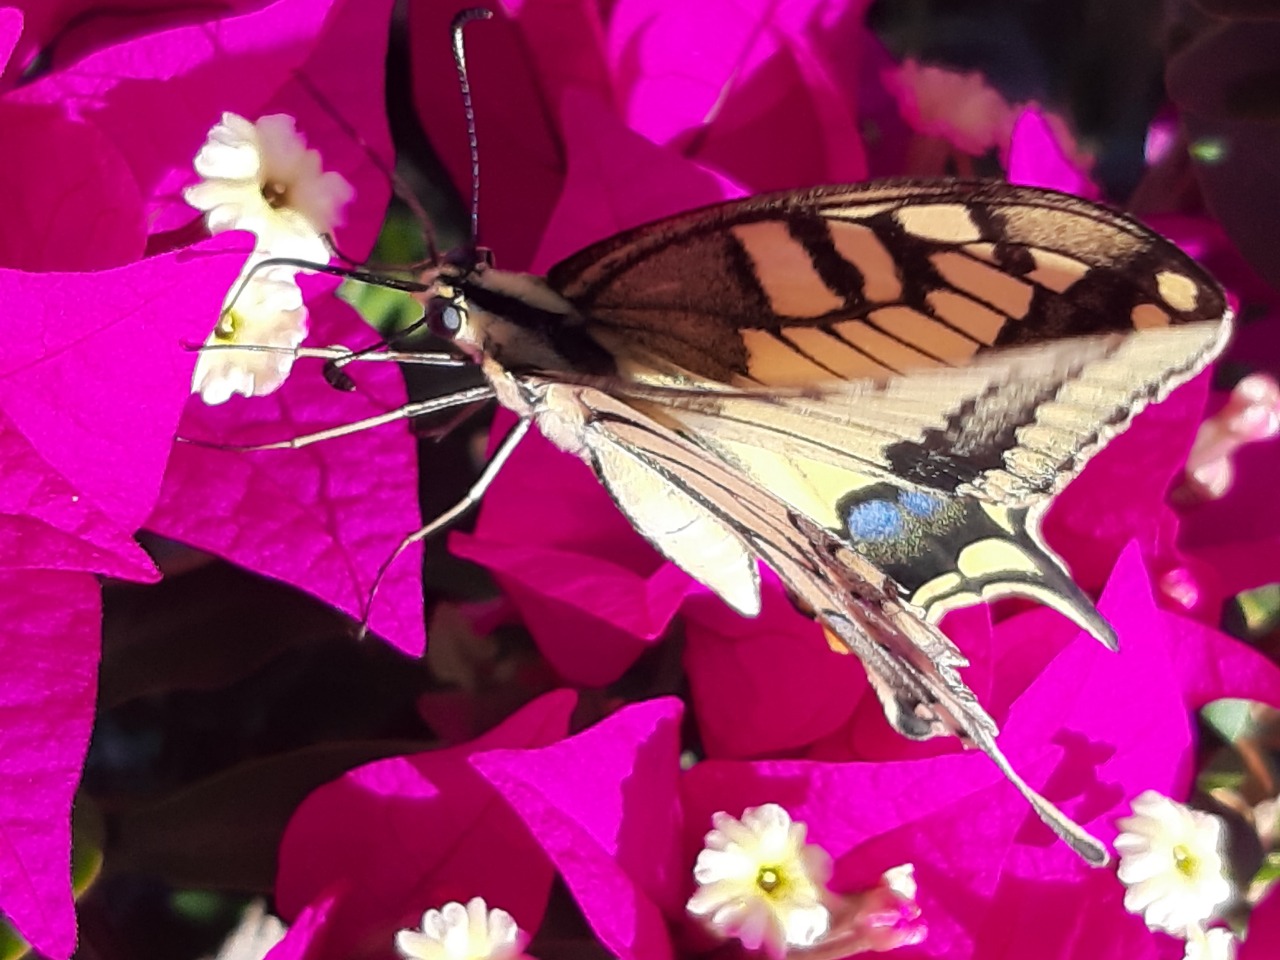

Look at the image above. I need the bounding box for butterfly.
[336,177,1227,866]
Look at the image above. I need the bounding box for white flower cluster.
[185,112,353,404]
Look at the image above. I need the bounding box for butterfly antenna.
[290,69,441,266]
[451,8,492,247]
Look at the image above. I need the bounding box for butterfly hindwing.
[544,377,1108,864]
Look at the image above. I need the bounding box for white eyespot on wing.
[1026,248,1091,294]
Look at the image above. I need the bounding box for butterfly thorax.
[414,259,617,380]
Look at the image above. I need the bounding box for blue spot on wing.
[899,490,945,518]
[845,500,903,541]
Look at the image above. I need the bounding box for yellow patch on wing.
[926,290,1006,345]
[1130,303,1169,329]
[957,538,1040,578]
[894,203,984,244]
[832,318,945,371]
[930,251,1035,319]
[732,221,842,317]
[827,221,902,302]
[870,305,982,362]
[780,326,895,380]
[741,328,834,383]
[1027,248,1091,293]
[1156,270,1200,312]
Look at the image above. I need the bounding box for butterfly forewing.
[550,180,1227,380]
[544,181,1230,645]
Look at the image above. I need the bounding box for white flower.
[686,803,833,959]
[882,59,1017,155]
[395,898,523,960]
[184,112,353,263]
[1115,791,1233,935]
[192,262,308,404]
[202,901,286,960]
[1184,926,1237,960]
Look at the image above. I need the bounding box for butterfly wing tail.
[795,511,1109,864]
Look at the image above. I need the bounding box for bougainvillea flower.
[0,236,250,959]
[209,901,288,960]
[686,802,833,958]
[185,112,354,261]
[0,236,251,537]
[274,691,575,960]
[10,0,425,654]
[192,262,310,404]
[470,697,685,960]
[1114,791,1232,936]
[882,58,1018,157]
[0,571,100,960]
[682,547,1280,960]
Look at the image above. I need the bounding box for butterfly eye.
[426,297,465,340]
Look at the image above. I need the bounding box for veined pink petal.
[0,235,250,531]
[0,99,145,271]
[0,570,100,960]
[0,409,155,580]
[274,690,575,960]
[684,572,869,759]
[148,294,425,656]
[472,698,685,960]
[609,0,871,189]
[0,2,264,85]
[531,90,741,271]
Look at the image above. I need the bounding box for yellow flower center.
[1173,844,1199,878]
[214,307,241,340]
[261,180,289,209]
[756,865,785,895]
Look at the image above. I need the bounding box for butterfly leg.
[178,385,495,452]
[358,417,533,639]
